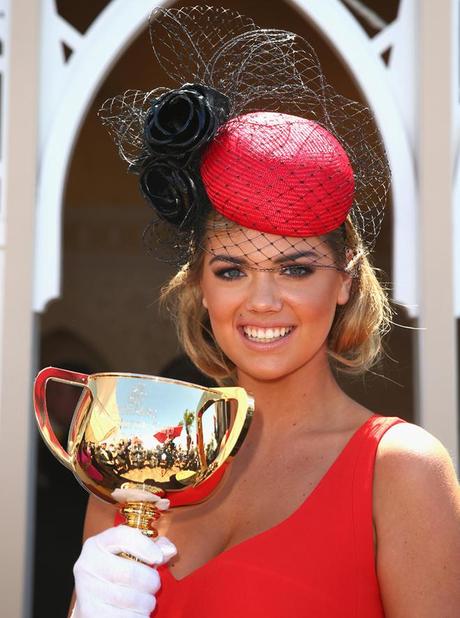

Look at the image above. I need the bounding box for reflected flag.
[154,425,183,443]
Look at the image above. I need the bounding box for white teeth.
[243,326,292,342]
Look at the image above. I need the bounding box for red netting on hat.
[201,112,355,237]
[99,6,390,274]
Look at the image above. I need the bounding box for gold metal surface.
[33,367,254,536]
[120,502,160,538]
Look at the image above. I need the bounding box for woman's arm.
[374,423,460,617]
[83,495,118,539]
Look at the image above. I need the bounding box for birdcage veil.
[99,5,390,273]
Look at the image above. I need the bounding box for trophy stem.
[119,501,161,539]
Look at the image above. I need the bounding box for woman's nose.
[245,273,283,312]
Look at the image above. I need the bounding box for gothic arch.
[455,160,459,315]
[34,0,160,311]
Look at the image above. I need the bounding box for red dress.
[118,414,404,617]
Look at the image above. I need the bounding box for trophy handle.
[33,366,91,470]
[196,387,254,467]
[215,387,255,458]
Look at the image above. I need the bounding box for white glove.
[72,525,177,618]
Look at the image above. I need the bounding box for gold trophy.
[34,367,254,538]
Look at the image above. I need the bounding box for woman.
[71,7,460,617]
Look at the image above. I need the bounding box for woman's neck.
[236,353,353,433]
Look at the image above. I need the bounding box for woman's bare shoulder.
[374,421,459,531]
[373,421,460,617]
[378,419,452,454]
[375,420,458,491]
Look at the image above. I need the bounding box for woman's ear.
[337,273,352,306]
[202,296,208,309]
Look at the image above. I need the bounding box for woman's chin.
[235,347,328,385]
[237,363,302,384]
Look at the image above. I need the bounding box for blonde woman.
[70,8,460,617]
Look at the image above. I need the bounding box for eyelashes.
[213,267,245,280]
[280,264,315,277]
[212,263,315,280]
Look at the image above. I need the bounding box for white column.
[417,0,458,468]
[0,0,40,615]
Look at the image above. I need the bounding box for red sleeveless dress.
[118,414,404,617]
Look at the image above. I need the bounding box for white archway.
[33,0,169,311]
[455,161,459,316]
[34,0,417,315]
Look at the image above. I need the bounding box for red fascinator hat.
[100,6,390,266]
[201,112,355,237]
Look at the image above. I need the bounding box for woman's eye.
[280,264,315,277]
[214,267,245,280]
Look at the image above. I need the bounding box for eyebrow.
[208,250,319,266]
[209,255,247,266]
[272,250,320,264]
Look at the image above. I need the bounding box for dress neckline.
[164,413,380,584]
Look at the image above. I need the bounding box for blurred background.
[0,1,458,616]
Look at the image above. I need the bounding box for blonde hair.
[161,217,392,381]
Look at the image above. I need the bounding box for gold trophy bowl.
[34,367,254,538]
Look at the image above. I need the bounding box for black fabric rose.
[140,161,202,226]
[143,84,230,163]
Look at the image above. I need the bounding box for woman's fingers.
[93,525,173,565]
[75,569,157,615]
[76,597,156,618]
[73,525,178,616]
[154,536,177,563]
[74,548,161,595]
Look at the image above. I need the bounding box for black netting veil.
[99,6,390,273]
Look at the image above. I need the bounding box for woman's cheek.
[291,290,337,336]
[206,316,236,363]
[206,293,236,326]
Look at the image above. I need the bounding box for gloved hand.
[72,525,177,617]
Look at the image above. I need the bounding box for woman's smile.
[238,324,296,350]
[241,325,295,343]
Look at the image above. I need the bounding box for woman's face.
[200,226,352,382]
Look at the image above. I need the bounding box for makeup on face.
[200,228,351,382]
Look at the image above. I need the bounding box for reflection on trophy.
[34,367,254,538]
